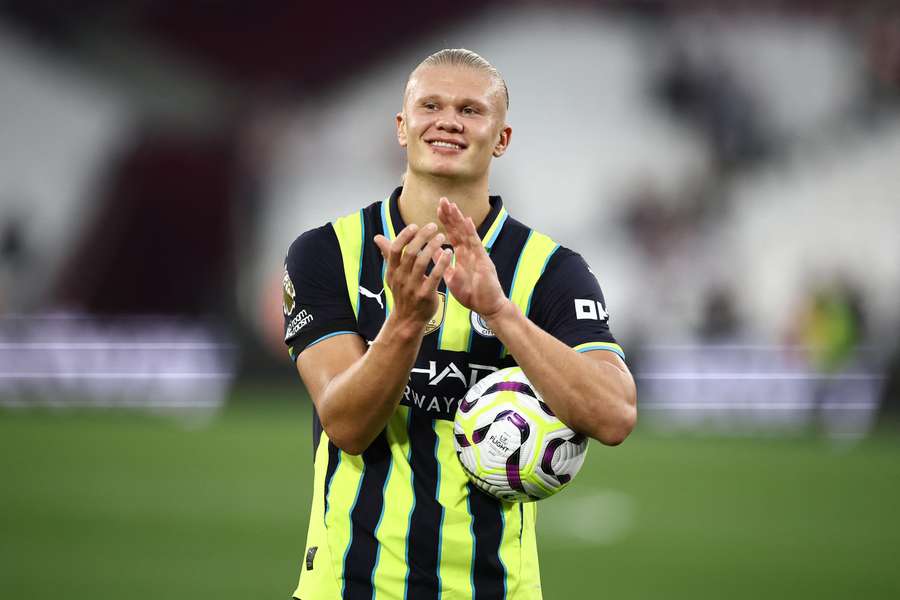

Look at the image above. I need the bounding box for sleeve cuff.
[289,330,358,362]
[573,341,625,360]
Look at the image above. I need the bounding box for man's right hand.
[373,223,452,332]
[296,223,452,455]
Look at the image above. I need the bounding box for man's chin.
[418,163,472,180]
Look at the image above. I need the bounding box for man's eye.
[462,106,477,115]
[424,103,438,110]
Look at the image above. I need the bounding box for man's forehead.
[405,65,505,109]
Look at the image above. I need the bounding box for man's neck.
[398,172,491,233]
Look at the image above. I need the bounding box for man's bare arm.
[438,197,636,445]
[295,223,450,455]
[484,301,636,445]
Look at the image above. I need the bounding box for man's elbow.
[592,402,637,446]
[321,420,370,456]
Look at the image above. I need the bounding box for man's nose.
[435,111,462,132]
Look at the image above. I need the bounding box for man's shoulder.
[287,222,338,259]
[501,216,581,269]
[287,200,383,255]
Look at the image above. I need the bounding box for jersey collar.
[381,186,509,252]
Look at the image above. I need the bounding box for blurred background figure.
[2,2,900,600]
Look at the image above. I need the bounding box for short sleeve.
[528,248,624,360]
[283,224,359,360]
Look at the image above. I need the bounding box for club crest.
[470,311,496,337]
[424,292,446,335]
[282,268,296,316]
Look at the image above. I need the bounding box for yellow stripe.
[333,210,364,318]
[481,206,508,250]
[434,419,476,598]
[382,200,396,240]
[509,231,557,314]
[503,231,558,357]
[380,200,395,316]
[323,447,365,584]
[517,502,543,596]
[498,500,523,596]
[370,407,414,597]
[294,432,344,598]
[437,291,470,351]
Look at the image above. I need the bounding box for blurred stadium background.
[2,1,899,598]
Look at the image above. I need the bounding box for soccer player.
[283,48,637,600]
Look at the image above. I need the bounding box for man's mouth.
[428,140,466,151]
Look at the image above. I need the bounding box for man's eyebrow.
[415,94,491,110]
[458,97,490,110]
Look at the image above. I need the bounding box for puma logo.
[359,285,384,310]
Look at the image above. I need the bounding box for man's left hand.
[437,197,509,319]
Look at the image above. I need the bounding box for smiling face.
[397,65,511,183]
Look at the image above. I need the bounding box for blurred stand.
[0,2,898,432]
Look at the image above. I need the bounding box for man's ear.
[493,124,512,157]
[396,112,408,148]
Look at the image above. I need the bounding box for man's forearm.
[484,300,636,445]
[318,315,424,455]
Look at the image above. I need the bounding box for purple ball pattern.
[453,367,589,502]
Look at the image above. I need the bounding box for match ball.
[454,366,588,502]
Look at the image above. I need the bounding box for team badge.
[470,311,496,337]
[282,268,296,316]
[424,292,446,335]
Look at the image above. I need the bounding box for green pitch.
[2,386,899,599]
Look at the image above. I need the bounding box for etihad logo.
[424,292,446,335]
[403,362,499,416]
[410,360,498,388]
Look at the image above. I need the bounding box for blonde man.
[283,49,636,600]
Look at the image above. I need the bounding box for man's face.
[397,65,511,182]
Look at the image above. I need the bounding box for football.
[454,366,588,502]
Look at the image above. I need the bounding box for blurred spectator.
[655,44,770,172]
[864,10,900,110]
[881,337,900,425]
[790,280,865,374]
[786,278,873,435]
[0,208,32,312]
[697,285,743,342]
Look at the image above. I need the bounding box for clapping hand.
[374,223,452,330]
[437,197,508,319]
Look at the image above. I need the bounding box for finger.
[439,202,467,246]
[389,224,419,270]
[425,248,453,291]
[444,206,479,251]
[464,217,481,248]
[373,234,390,259]
[451,204,480,249]
[411,232,445,278]
[399,222,438,272]
[437,197,455,228]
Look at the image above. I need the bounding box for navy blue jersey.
[283,187,623,600]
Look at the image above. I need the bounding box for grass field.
[2,387,899,599]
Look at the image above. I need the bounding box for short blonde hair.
[406,48,509,109]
